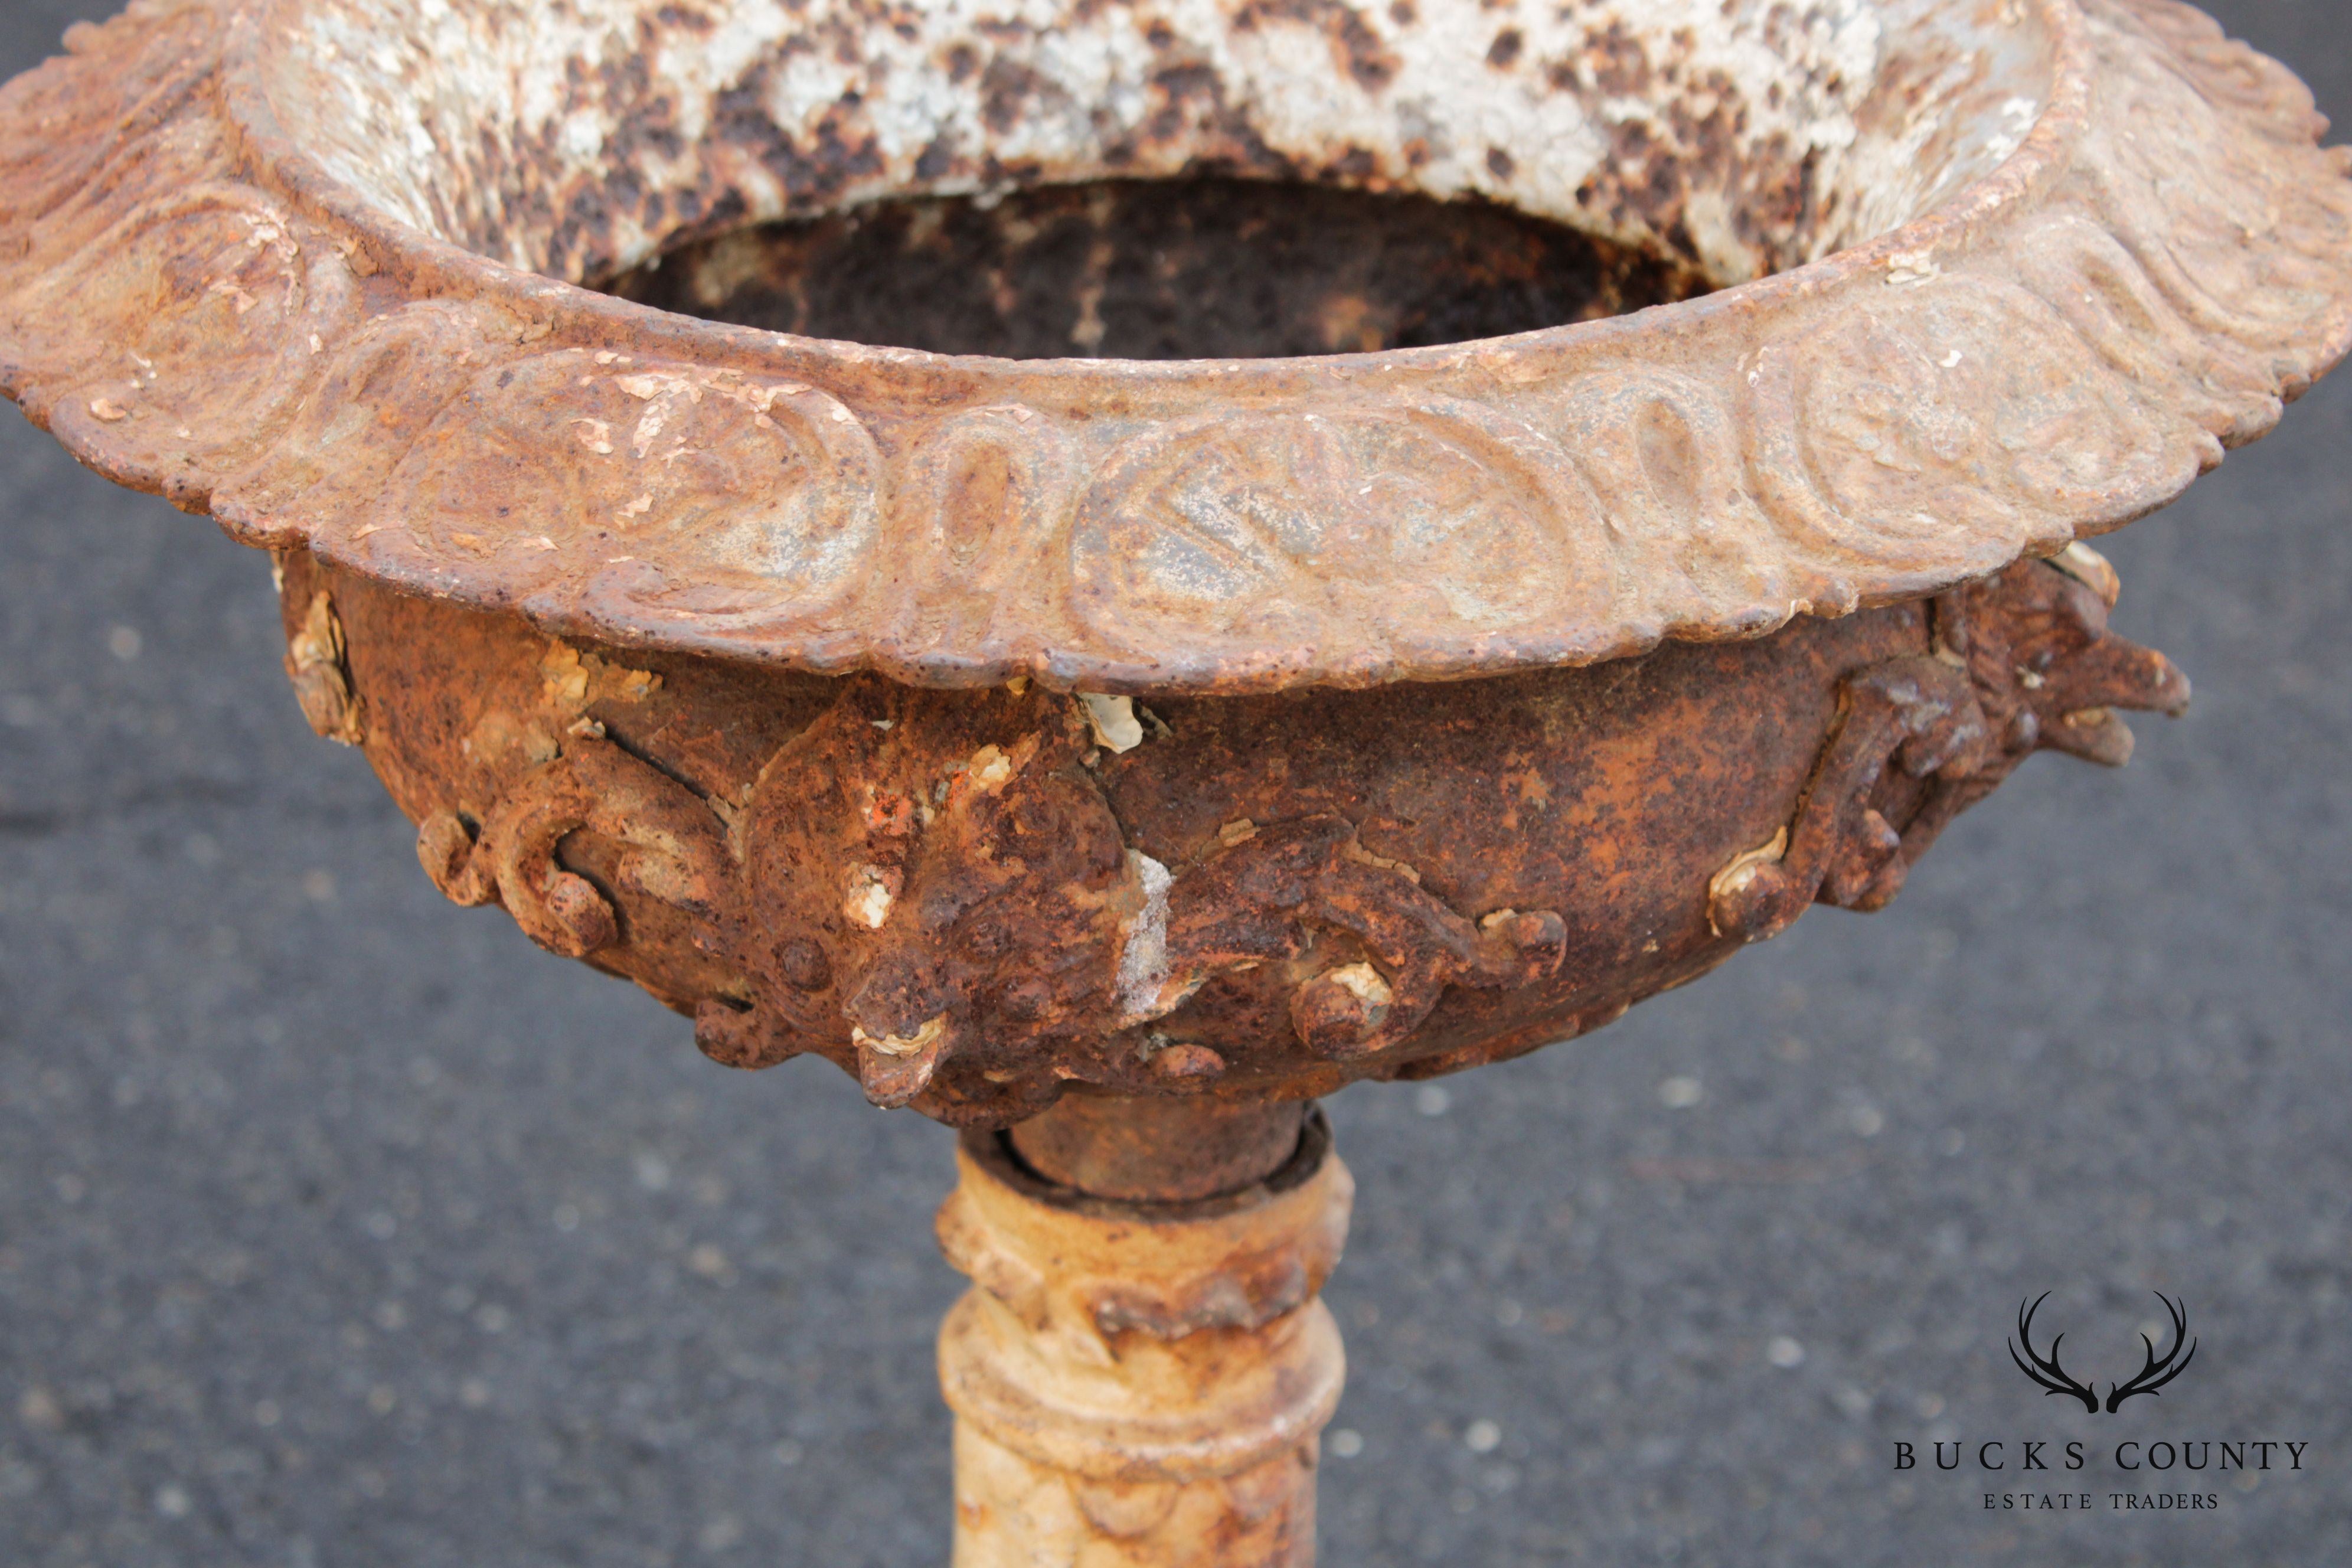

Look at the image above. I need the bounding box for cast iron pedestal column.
[936,1097,1351,1566]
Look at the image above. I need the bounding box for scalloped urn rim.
[1,0,2348,695]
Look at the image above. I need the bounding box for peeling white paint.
[262,0,2041,289]
[966,744,1016,793]
[1113,850,1175,1024]
[844,864,896,929]
[1323,962,1393,1011]
[1079,692,1144,753]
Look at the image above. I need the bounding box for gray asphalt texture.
[2,2,2349,1564]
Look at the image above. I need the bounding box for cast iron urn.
[4,0,2348,1559]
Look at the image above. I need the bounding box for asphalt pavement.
[2,2,2348,1564]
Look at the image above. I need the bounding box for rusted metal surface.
[5,5,2343,1560]
[1010,1095,1305,1203]
[0,1,2345,695]
[270,545,2184,1125]
[0,0,2267,1128]
[937,1104,1350,1565]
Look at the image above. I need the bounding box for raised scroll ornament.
[1708,551,2191,943]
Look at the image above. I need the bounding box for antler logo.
[2008,1292,2199,1415]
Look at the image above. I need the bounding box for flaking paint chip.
[853,1013,947,1059]
[1884,249,1940,286]
[1079,692,1143,752]
[1324,962,1393,1010]
[968,744,1015,791]
[845,865,897,929]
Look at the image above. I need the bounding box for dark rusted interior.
[599,178,1709,359]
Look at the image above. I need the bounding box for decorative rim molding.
[2,0,2347,694]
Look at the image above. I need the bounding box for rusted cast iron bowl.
[3,0,2347,1126]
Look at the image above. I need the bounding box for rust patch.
[270,545,2193,1127]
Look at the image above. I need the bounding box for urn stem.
[936,1099,1350,1565]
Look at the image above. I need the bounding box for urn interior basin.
[3,0,2348,1126]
